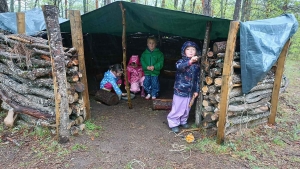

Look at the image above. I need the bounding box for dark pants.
[143,75,160,97]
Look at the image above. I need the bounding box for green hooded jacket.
[141,48,164,76]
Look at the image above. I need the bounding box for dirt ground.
[68,95,248,169]
[0,92,248,169]
[1,73,300,168]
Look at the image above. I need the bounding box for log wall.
[199,36,288,139]
[0,33,86,134]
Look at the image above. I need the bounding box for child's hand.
[193,92,198,98]
[190,56,199,63]
[147,66,154,71]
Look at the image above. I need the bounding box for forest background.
[0,0,299,57]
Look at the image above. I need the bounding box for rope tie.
[128,159,146,169]
[169,143,191,160]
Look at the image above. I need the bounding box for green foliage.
[272,136,286,147]
[29,126,51,138]
[71,143,88,151]
[84,120,102,131]
[193,137,230,154]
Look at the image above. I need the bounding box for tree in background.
[181,0,186,11]
[191,0,197,13]
[0,0,8,13]
[202,0,212,16]
[161,0,165,8]
[174,0,178,10]
[10,0,14,12]
[233,0,241,20]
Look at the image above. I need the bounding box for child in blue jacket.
[100,64,124,100]
[167,41,201,133]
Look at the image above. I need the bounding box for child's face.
[130,62,137,67]
[147,40,157,51]
[113,70,123,77]
[185,47,196,58]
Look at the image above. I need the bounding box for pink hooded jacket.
[127,55,144,83]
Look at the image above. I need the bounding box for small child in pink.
[127,55,145,97]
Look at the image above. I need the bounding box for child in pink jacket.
[127,55,145,97]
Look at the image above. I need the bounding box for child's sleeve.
[176,59,190,71]
[141,53,147,71]
[110,77,122,96]
[153,52,164,71]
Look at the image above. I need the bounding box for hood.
[128,55,141,66]
[181,41,201,58]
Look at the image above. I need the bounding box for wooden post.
[268,39,290,125]
[69,10,91,119]
[195,21,211,126]
[16,12,25,34]
[217,21,240,145]
[120,2,132,109]
[42,5,70,143]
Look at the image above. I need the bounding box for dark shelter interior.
[62,32,228,100]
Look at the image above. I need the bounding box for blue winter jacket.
[173,41,201,97]
[100,70,122,96]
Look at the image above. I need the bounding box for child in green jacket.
[141,37,164,100]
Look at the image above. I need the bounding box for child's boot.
[141,87,145,97]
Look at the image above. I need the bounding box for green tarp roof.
[60,1,232,40]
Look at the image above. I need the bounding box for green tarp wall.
[60,1,232,40]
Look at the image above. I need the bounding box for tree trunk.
[0,89,54,120]
[224,0,228,17]
[233,0,242,20]
[220,0,224,18]
[228,97,271,112]
[120,2,132,109]
[230,92,272,104]
[225,117,268,135]
[242,0,252,21]
[228,106,269,117]
[42,5,70,143]
[0,83,54,113]
[245,0,252,21]
[94,89,119,106]
[213,41,227,54]
[202,0,212,16]
[34,0,38,8]
[174,0,178,10]
[161,0,165,8]
[18,0,21,12]
[1,59,52,80]
[83,0,87,13]
[10,0,14,12]
[195,21,212,126]
[0,73,54,99]
[181,0,187,11]
[152,99,172,110]
[192,0,197,13]
[0,0,8,13]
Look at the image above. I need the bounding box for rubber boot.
[141,87,145,97]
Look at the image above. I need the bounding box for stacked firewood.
[0,33,85,134]
[201,41,287,135]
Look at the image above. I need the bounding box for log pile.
[201,41,287,135]
[0,33,86,132]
